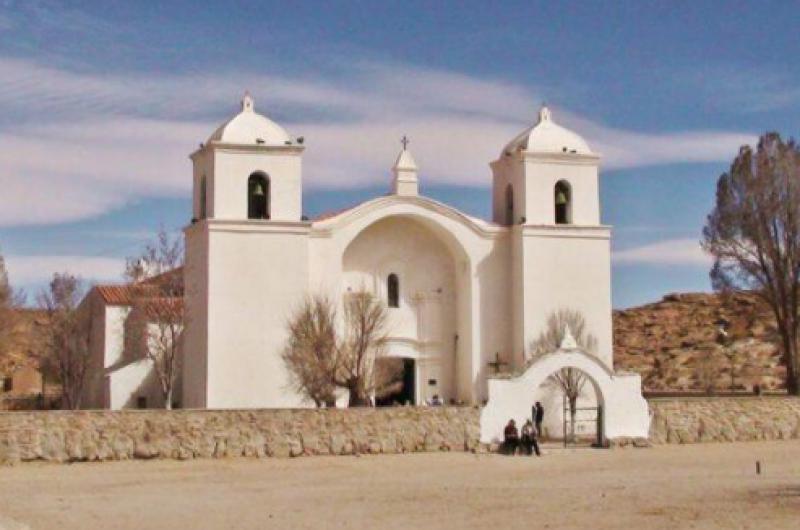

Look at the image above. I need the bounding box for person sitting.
[502,419,520,455]
[520,419,541,456]
[429,394,443,406]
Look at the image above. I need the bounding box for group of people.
[501,401,544,456]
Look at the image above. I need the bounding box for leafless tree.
[334,291,392,407]
[0,251,22,371]
[37,273,91,410]
[529,309,598,442]
[282,290,400,407]
[282,295,338,407]
[125,228,184,409]
[703,133,800,394]
[125,227,183,287]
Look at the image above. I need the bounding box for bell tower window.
[505,184,514,225]
[387,273,400,308]
[199,175,207,219]
[555,180,571,225]
[248,173,270,220]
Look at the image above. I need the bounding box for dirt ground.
[0,441,798,530]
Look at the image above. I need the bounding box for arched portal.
[480,349,650,444]
[535,365,603,444]
[341,215,463,405]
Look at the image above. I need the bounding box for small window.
[387,273,400,308]
[2,377,11,392]
[248,173,270,220]
[136,396,147,409]
[199,175,207,219]
[555,180,572,225]
[505,184,514,225]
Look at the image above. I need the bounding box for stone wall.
[0,406,480,465]
[648,397,800,444]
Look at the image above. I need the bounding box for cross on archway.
[487,352,508,374]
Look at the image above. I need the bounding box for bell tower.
[492,106,613,370]
[189,93,304,223]
[183,94,311,409]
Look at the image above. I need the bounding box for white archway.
[480,348,650,443]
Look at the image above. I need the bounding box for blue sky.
[0,0,798,308]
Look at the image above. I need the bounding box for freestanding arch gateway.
[480,343,650,444]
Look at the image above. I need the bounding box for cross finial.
[401,135,410,150]
[242,91,254,112]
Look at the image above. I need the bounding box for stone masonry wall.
[0,406,480,465]
[649,397,800,444]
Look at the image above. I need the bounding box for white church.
[82,94,650,441]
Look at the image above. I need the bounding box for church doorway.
[375,358,415,406]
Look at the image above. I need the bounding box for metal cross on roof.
[487,352,508,374]
[401,135,410,150]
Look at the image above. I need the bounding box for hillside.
[0,309,50,375]
[613,292,785,392]
[0,294,790,393]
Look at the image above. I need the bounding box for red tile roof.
[95,267,184,306]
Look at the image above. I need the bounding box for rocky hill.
[0,294,790,393]
[0,309,50,375]
[614,292,785,392]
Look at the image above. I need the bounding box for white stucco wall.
[203,220,311,408]
[515,226,614,368]
[480,349,650,443]
[107,358,162,410]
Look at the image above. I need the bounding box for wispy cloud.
[4,254,125,287]
[677,65,800,114]
[0,57,755,227]
[613,238,712,267]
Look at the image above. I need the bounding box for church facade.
[180,95,613,409]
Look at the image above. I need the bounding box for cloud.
[0,57,756,227]
[4,254,125,287]
[613,238,712,267]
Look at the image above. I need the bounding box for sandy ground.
[0,441,798,530]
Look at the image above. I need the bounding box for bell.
[555,190,568,205]
[252,183,265,196]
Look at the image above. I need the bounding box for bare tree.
[125,227,183,287]
[282,295,338,407]
[529,309,598,442]
[702,133,800,394]
[38,273,91,410]
[334,291,392,407]
[125,228,184,409]
[282,290,399,407]
[0,251,22,371]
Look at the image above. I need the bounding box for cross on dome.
[538,105,551,123]
[242,91,254,112]
[401,135,410,150]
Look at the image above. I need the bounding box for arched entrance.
[535,365,604,446]
[375,358,416,406]
[480,349,650,444]
[341,215,463,405]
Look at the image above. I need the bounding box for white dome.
[207,93,292,146]
[502,106,592,157]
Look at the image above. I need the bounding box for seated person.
[520,419,541,456]
[502,419,520,455]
